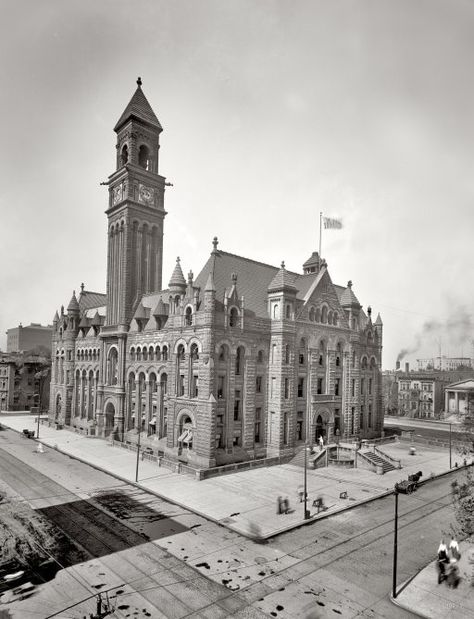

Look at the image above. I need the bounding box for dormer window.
[138,144,150,170]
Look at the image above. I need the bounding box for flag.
[323,217,343,229]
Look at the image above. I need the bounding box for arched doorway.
[177,413,194,454]
[315,414,326,443]
[104,401,115,437]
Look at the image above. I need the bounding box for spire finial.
[137,76,142,87]
[80,282,84,293]
[212,236,218,253]
[367,305,372,316]
[176,256,180,263]
[281,261,285,269]
[347,280,352,288]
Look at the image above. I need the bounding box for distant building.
[0,352,51,412]
[6,323,53,353]
[444,379,474,416]
[48,80,385,471]
[395,364,474,419]
[417,356,473,371]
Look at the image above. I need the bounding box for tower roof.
[168,257,186,288]
[340,280,362,308]
[67,291,80,313]
[375,312,383,326]
[114,78,162,133]
[268,261,297,292]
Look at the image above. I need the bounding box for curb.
[390,591,431,619]
[1,419,470,542]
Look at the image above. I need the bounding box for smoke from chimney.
[396,361,400,370]
[396,307,474,363]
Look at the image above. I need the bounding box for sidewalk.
[1,413,473,618]
[393,542,474,619]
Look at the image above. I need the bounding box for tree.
[451,390,474,537]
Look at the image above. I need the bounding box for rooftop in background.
[6,323,53,354]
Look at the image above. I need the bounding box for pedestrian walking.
[449,537,460,560]
[437,540,449,584]
[318,435,324,450]
[446,558,460,589]
[297,486,305,503]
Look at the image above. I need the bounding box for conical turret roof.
[53,310,59,324]
[268,262,297,292]
[67,291,80,313]
[374,313,383,326]
[114,78,162,132]
[169,257,186,288]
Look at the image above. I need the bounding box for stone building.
[6,323,53,353]
[49,79,384,470]
[0,352,50,412]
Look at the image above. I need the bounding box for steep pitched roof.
[67,291,80,313]
[194,250,320,318]
[268,262,297,292]
[114,82,162,132]
[79,290,107,312]
[340,281,362,307]
[168,257,186,288]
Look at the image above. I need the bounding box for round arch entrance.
[104,401,115,437]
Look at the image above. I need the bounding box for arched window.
[162,346,168,361]
[218,345,228,362]
[328,310,333,325]
[190,343,199,361]
[148,346,154,361]
[361,356,368,370]
[174,295,180,311]
[235,346,244,375]
[299,338,306,365]
[107,348,118,385]
[321,306,328,324]
[142,347,148,361]
[309,307,315,322]
[155,346,161,361]
[121,144,128,166]
[286,304,291,319]
[185,306,193,326]
[138,144,150,170]
[319,340,326,366]
[333,312,339,326]
[257,349,264,364]
[136,347,142,361]
[285,344,290,364]
[370,357,377,370]
[160,372,168,395]
[315,307,321,322]
[229,307,238,327]
[177,344,185,362]
[273,304,280,319]
[336,342,342,367]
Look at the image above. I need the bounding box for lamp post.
[303,442,310,519]
[449,422,452,469]
[34,393,40,439]
[392,485,399,599]
[135,423,142,482]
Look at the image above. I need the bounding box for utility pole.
[135,424,142,482]
[392,487,399,599]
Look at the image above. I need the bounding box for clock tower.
[105,77,167,327]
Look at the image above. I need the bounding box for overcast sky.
[1,0,473,369]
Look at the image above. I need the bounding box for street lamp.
[449,422,452,469]
[135,422,142,482]
[392,485,399,599]
[303,443,311,519]
[34,393,40,439]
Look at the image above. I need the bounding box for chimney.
[405,362,410,373]
[396,361,400,370]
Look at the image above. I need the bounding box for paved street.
[0,418,471,618]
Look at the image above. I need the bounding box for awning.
[182,429,193,444]
[149,417,157,425]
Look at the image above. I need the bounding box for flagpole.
[319,212,323,267]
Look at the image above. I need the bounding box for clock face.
[139,184,154,204]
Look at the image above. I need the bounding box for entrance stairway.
[289,446,324,468]
[359,450,397,473]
